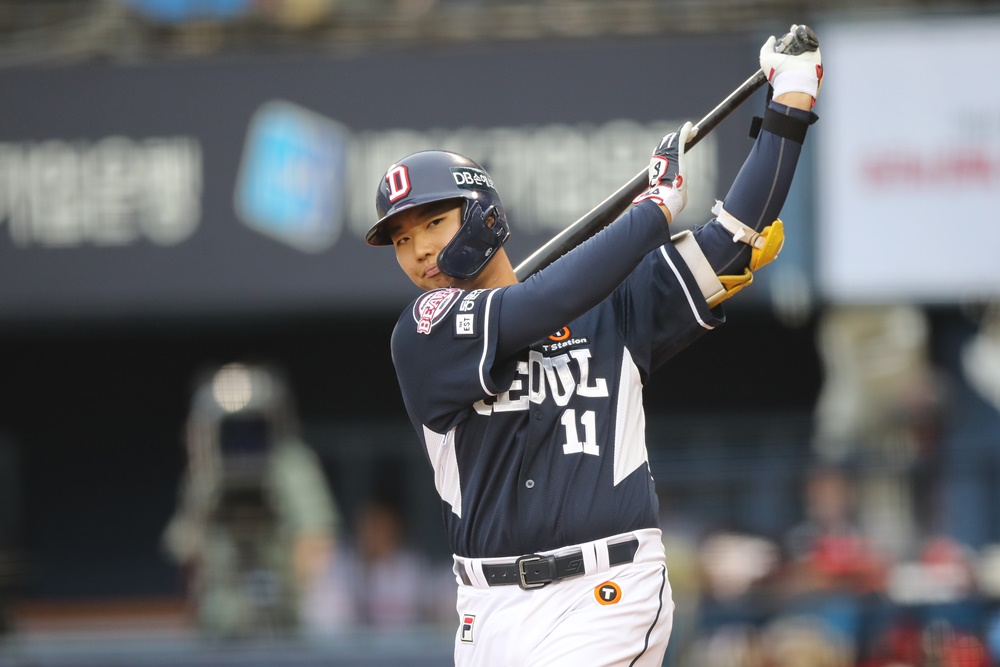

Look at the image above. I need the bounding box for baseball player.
[365,31,822,666]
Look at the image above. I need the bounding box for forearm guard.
[672,201,785,308]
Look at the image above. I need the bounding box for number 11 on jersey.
[560,409,599,456]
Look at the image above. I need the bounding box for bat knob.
[777,23,819,55]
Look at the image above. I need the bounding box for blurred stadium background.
[2,1,1000,665]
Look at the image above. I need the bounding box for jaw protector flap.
[437,202,509,280]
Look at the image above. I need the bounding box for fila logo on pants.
[460,614,476,643]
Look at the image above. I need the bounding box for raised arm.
[493,123,695,358]
[672,32,823,306]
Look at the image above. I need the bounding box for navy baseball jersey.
[391,201,724,558]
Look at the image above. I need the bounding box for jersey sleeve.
[495,200,673,358]
[609,102,816,374]
[390,200,694,432]
[614,240,727,375]
[390,287,514,434]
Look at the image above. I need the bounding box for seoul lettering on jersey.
[473,344,611,458]
[473,347,608,414]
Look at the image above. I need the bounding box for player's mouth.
[424,264,440,279]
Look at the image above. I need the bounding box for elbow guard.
[672,202,785,307]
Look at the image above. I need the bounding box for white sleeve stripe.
[658,245,716,331]
[478,288,501,397]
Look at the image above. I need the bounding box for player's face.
[389,203,465,291]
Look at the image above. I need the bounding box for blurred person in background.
[348,500,453,628]
[302,499,456,634]
[757,615,856,667]
[784,464,888,594]
[777,462,890,660]
[162,361,341,639]
[950,302,1000,551]
[812,305,944,561]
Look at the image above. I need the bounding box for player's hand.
[760,30,823,102]
[632,121,694,223]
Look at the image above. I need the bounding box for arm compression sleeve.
[693,101,817,276]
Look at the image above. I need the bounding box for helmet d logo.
[386,165,411,203]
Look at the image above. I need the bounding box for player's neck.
[455,248,517,290]
[476,248,518,288]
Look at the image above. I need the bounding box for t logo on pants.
[595,581,622,605]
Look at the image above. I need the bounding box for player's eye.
[394,235,409,247]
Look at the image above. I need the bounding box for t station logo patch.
[541,326,588,353]
[595,581,622,605]
[549,327,571,341]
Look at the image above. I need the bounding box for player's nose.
[413,232,437,261]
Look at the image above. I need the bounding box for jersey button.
[525,479,535,489]
[534,411,542,420]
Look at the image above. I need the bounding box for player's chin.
[414,274,456,291]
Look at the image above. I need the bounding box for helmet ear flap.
[437,201,510,279]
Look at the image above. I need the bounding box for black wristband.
[749,106,812,144]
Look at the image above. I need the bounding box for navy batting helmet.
[367,150,510,280]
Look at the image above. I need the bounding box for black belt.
[458,538,639,590]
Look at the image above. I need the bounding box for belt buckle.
[516,554,553,590]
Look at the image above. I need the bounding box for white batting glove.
[632,121,694,222]
[760,33,823,100]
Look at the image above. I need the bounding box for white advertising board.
[817,17,1000,303]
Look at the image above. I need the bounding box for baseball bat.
[514,24,819,280]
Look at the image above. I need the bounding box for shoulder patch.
[455,313,475,337]
[413,288,463,334]
[454,289,489,337]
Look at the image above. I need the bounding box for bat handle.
[513,24,820,280]
[687,23,818,150]
[776,24,819,55]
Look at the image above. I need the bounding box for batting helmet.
[367,150,510,280]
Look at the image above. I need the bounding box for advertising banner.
[817,17,1000,303]
[0,34,764,319]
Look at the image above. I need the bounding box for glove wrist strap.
[772,69,819,99]
[749,105,811,144]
